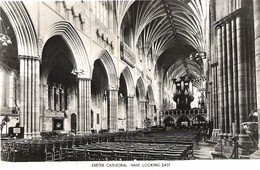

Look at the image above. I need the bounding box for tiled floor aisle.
[193,141,215,160]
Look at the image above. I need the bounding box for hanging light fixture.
[0,9,12,47]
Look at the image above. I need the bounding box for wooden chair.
[146,153,163,160]
[53,141,62,161]
[99,150,114,161]
[62,148,75,161]
[163,153,182,160]
[45,142,54,161]
[9,142,22,162]
[20,142,30,162]
[114,150,129,161]
[86,150,100,161]
[60,140,69,160]
[1,141,10,161]
[129,151,146,160]
[74,148,86,161]
[29,142,39,161]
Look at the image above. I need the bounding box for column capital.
[214,8,246,28]
[78,77,91,81]
[233,7,247,18]
[108,85,119,91]
[139,100,147,103]
[127,94,135,98]
[18,55,41,61]
[214,20,222,29]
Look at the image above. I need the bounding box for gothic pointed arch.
[176,115,192,124]
[162,115,176,123]
[0,1,38,56]
[136,77,146,101]
[121,67,135,96]
[42,21,91,78]
[95,50,118,87]
[192,115,206,122]
[147,85,155,104]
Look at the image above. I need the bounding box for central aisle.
[193,141,215,160]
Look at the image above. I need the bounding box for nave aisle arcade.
[1,0,260,160]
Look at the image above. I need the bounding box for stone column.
[108,86,118,132]
[127,95,134,130]
[211,62,219,130]
[102,92,108,130]
[250,0,260,159]
[222,23,230,142]
[42,83,48,132]
[235,10,252,148]
[19,57,25,134]
[210,64,215,129]
[226,20,234,141]
[34,58,40,137]
[78,78,91,133]
[215,65,219,129]
[217,25,225,139]
[236,12,247,133]
[208,81,213,123]
[24,58,28,136]
[139,100,146,128]
[231,18,240,136]
[158,82,163,111]
[19,56,40,139]
[149,104,155,126]
[254,0,260,146]
[86,79,91,133]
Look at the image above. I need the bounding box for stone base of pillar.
[24,132,34,139]
[214,133,257,158]
[214,134,224,150]
[31,132,41,139]
[85,131,92,134]
[210,129,221,141]
[238,134,254,149]
[128,128,135,131]
[109,129,118,133]
[237,134,257,157]
[223,133,229,145]
[77,131,85,135]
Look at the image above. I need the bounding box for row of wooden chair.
[1,139,72,162]
[62,148,185,161]
[114,132,198,147]
[1,130,199,162]
[62,141,192,161]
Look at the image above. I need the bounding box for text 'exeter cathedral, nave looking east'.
[1,0,260,162]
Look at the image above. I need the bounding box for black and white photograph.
[0,0,260,168]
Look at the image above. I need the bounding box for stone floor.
[193,140,215,160]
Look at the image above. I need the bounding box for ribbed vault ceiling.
[116,0,207,86]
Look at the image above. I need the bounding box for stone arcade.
[1,0,260,160]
